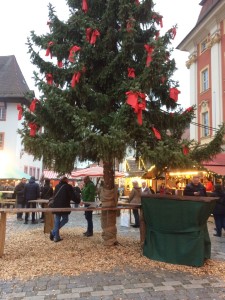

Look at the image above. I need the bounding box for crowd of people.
[12,174,225,242]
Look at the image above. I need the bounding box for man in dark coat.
[14,177,27,221]
[50,176,74,242]
[24,176,40,224]
[183,175,207,197]
[40,178,53,220]
[211,184,225,237]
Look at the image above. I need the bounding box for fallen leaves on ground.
[1,226,225,282]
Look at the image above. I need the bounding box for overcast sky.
[0,0,201,108]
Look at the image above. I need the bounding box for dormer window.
[0,102,6,121]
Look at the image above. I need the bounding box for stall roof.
[42,170,74,180]
[202,153,225,176]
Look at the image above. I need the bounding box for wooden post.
[44,211,54,234]
[139,207,146,248]
[0,212,7,258]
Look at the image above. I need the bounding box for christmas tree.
[20,0,224,245]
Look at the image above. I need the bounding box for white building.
[0,55,42,180]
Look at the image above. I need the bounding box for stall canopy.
[71,166,125,178]
[202,153,225,176]
[42,170,74,180]
[0,168,30,180]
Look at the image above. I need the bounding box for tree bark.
[101,161,118,246]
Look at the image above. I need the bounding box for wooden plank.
[0,212,6,258]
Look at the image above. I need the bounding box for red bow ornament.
[68,45,81,63]
[126,18,135,33]
[86,27,92,42]
[169,87,180,102]
[183,106,194,114]
[153,14,163,28]
[126,91,146,125]
[45,41,54,59]
[30,98,40,113]
[169,27,177,39]
[90,29,100,45]
[71,72,81,88]
[135,0,140,4]
[82,0,88,13]
[28,122,38,137]
[17,104,23,120]
[128,68,136,78]
[152,127,161,140]
[144,44,154,67]
[57,60,63,68]
[46,73,53,85]
[155,30,160,40]
[182,145,189,156]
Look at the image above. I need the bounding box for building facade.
[0,55,42,180]
[177,0,225,145]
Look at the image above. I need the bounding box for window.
[29,167,33,176]
[0,133,4,150]
[201,69,209,92]
[32,167,36,178]
[37,168,40,180]
[202,111,209,137]
[0,102,6,121]
[200,39,207,53]
[24,166,28,174]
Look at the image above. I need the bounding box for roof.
[42,170,74,180]
[202,153,225,176]
[177,0,222,50]
[0,55,32,103]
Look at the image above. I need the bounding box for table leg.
[0,212,7,257]
[44,212,54,234]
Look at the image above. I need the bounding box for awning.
[71,166,125,178]
[42,170,74,180]
[202,153,225,176]
[0,169,30,180]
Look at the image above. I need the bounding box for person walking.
[40,178,53,221]
[81,176,96,237]
[183,175,207,196]
[14,177,27,221]
[129,180,141,228]
[24,176,40,224]
[211,184,225,237]
[50,176,74,242]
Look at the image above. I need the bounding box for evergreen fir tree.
[20,0,224,245]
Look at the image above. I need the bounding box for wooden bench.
[0,204,143,258]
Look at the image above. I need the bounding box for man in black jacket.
[50,177,74,242]
[14,178,27,221]
[24,176,40,224]
[183,175,207,197]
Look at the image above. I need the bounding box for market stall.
[142,194,218,267]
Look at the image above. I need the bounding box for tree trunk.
[101,161,118,246]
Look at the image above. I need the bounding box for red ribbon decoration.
[135,0,140,4]
[169,27,177,39]
[126,91,146,125]
[152,127,161,140]
[152,14,163,28]
[69,45,81,63]
[17,104,23,120]
[46,73,53,85]
[28,123,38,137]
[45,41,54,59]
[30,98,39,112]
[82,0,88,13]
[128,68,136,78]
[169,87,180,102]
[90,30,100,45]
[183,106,194,113]
[71,72,81,88]
[144,44,154,67]
[160,76,166,84]
[86,27,92,42]
[126,18,135,33]
[57,60,63,68]
[182,145,189,156]
[155,30,160,40]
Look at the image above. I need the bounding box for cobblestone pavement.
[1,212,225,300]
